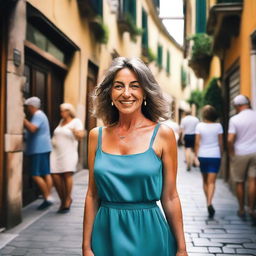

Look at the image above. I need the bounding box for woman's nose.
[123,87,131,97]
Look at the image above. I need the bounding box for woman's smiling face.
[111,68,145,115]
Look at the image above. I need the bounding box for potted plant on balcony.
[90,16,109,44]
[188,33,213,79]
[141,47,156,63]
[118,13,143,42]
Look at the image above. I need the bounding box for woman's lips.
[119,100,136,105]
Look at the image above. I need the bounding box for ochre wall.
[224,0,256,98]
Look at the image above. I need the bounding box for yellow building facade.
[0,0,190,230]
[220,0,256,102]
[184,0,221,86]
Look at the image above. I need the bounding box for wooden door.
[23,52,65,206]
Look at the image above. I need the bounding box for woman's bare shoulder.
[158,123,175,140]
[88,127,101,139]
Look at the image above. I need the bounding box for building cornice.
[207,2,243,55]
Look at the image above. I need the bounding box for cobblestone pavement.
[178,149,256,256]
[0,148,255,256]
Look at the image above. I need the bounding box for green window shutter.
[142,8,148,48]
[123,0,129,14]
[157,45,163,68]
[181,66,187,89]
[166,51,170,74]
[129,0,137,24]
[196,0,206,33]
[91,0,103,16]
[97,0,103,17]
[123,0,136,25]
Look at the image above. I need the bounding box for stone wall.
[5,0,26,228]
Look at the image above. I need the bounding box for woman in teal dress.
[82,57,187,256]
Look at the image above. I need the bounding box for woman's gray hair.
[60,103,76,118]
[92,57,170,125]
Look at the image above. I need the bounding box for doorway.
[23,49,66,206]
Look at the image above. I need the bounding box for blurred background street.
[0,148,255,256]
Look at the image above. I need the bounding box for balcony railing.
[117,0,142,41]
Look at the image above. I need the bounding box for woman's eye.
[131,84,140,88]
[114,84,123,89]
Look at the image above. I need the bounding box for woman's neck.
[117,112,146,130]
[203,119,214,124]
[63,116,73,123]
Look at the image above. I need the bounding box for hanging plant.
[90,16,109,44]
[118,13,143,42]
[188,33,213,60]
[187,33,213,79]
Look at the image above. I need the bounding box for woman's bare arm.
[82,128,100,255]
[218,134,223,155]
[159,126,187,256]
[194,134,201,157]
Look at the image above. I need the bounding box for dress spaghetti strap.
[97,127,103,149]
[149,123,161,148]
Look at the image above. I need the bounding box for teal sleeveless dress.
[92,124,177,256]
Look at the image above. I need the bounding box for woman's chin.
[117,107,140,115]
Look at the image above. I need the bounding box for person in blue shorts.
[194,105,223,218]
[24,97,53,210]
[180,111,199,171]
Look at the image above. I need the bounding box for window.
[196,0,206,33]
[26,23,66,63]
[123,0,137,24]
[142,8,148,49]
[157,44,163,68]
[153,0,160,9]
[181,66,187,89]
[91,0,103,17]
[166,51,170,74]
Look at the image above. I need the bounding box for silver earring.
[144,99,147,106]
[111,101,114,106]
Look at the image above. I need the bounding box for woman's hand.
[71,128,85,140]
[194,156,200,167]
[82,248,94,256]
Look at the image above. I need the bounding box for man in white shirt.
[228,94,256,221]
[180,111,199,171]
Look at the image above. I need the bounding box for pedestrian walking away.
[23,96,53,210]
[82,57,187,256]
[51,103,85,214]
[180,110,199,171]
[228,94,256,221]
[162,119,180,142]
[194,105,223,218]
